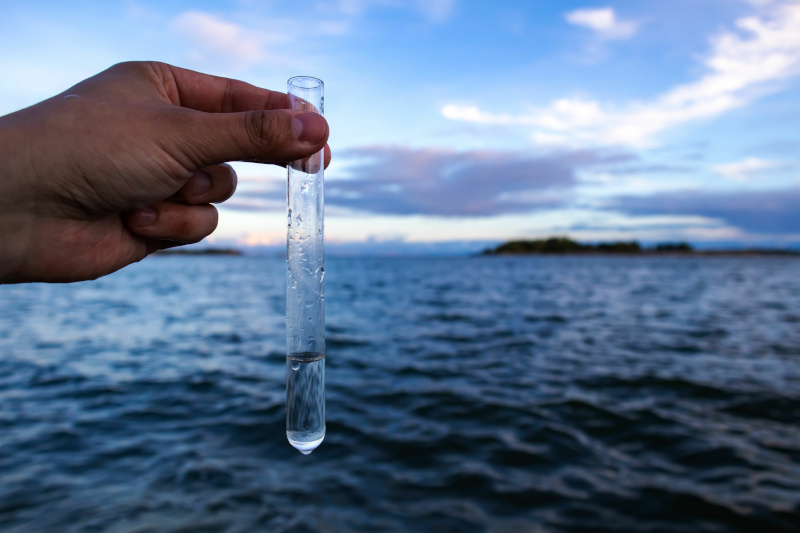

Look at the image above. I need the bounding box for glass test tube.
[286,76,325,455]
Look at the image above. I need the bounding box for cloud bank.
[224,149,800,239]
[606,187,800,235]
[227,146,632,217]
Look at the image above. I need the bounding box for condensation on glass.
[286,76,325,455]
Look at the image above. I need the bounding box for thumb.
[171,108,329,167]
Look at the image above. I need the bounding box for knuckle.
[109,60,162,79]
[108,61,137,73]
[221,80,240,113]
[245,110,290,150]
[181,206,218,243]
[178,212,193,238]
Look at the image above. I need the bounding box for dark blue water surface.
[1,255,800,532]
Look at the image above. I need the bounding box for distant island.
[482,237,800,256]
[154,248,243,256]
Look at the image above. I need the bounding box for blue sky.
[3,0,800,252]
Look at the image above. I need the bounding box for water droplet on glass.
[291,362,300,371]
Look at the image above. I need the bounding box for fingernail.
[292,113,327,144]
[137,207,158,227]
[192,171,212,196]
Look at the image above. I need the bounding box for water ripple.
[1,256,800,532]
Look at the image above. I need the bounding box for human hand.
[0,61,330,283]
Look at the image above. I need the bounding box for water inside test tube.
[286,352,325,454]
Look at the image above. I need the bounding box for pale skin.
[0,61,331,284]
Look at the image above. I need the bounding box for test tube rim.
[288,76,324,91]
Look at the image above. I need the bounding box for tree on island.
[482,237,693,255]
[654,242,693,252]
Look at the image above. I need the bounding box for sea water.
[3,256,800,531]
[286,352,325,454]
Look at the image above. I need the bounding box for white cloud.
[443,1,800,147]
[565,7,638,39]
[441,104,523,124]
[713,157,778,181]
[170,11,268,70]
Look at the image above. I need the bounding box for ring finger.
[172,163,238,205]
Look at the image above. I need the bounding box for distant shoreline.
[149,242,800,258]
[481,238,800,257]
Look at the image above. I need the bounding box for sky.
[3,0,800,253]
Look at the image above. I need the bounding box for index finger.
[148,62,290,113]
